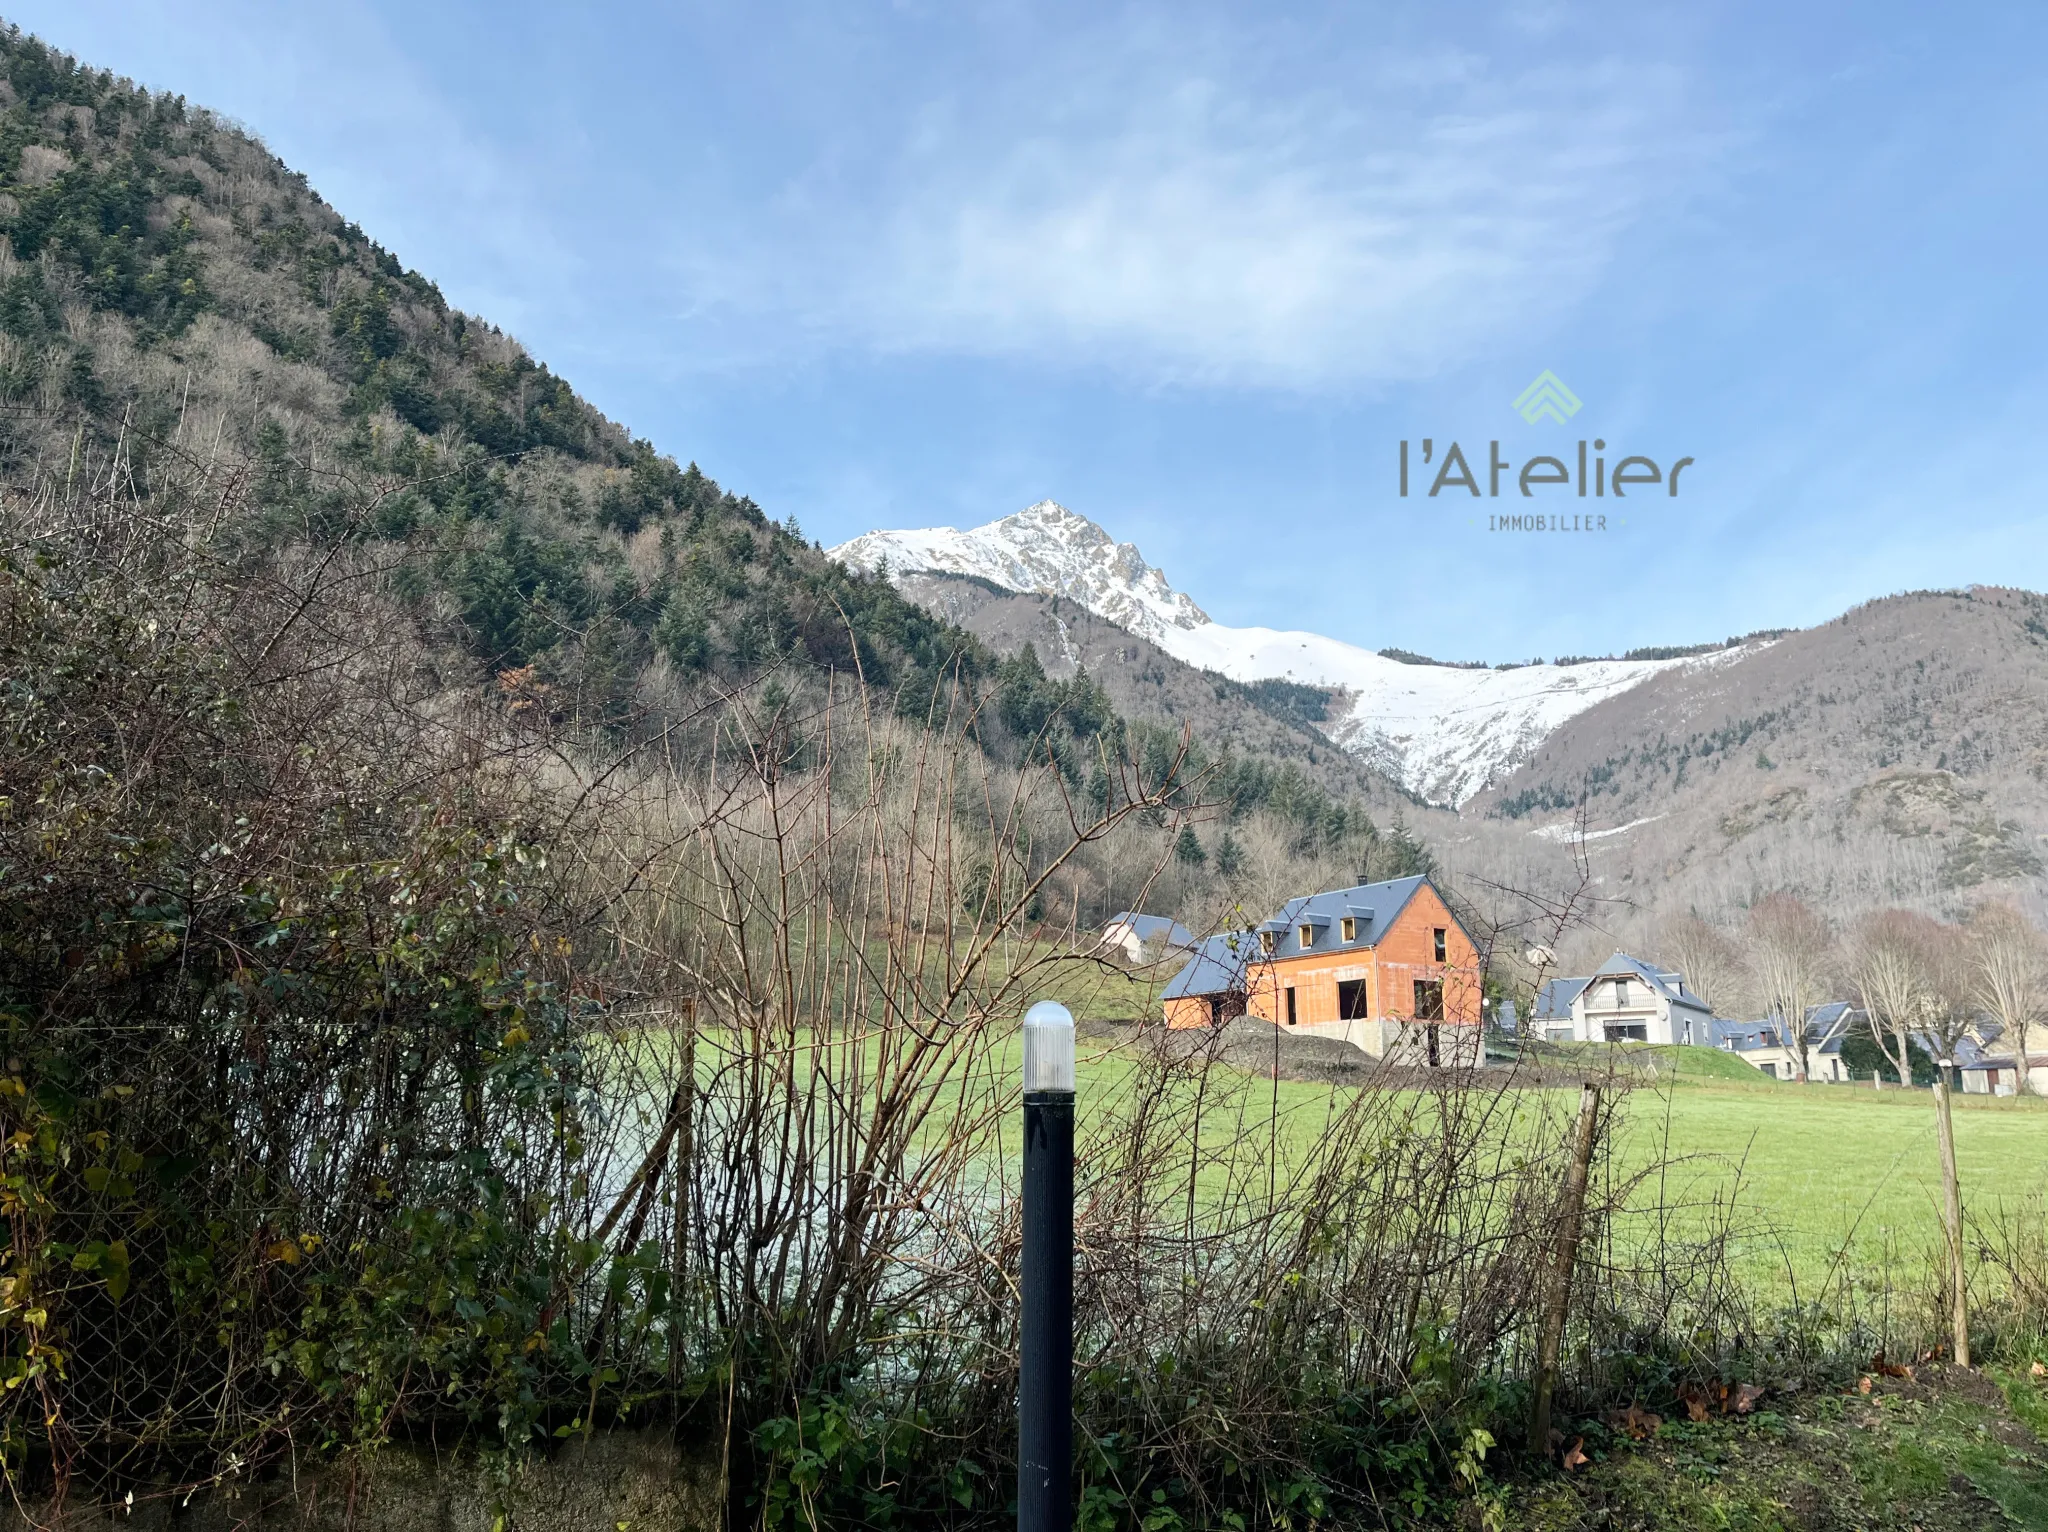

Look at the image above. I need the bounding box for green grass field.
[1063,1030,2048,1291]
[627,993,2048,1296]
[1605,1080,2048,1285]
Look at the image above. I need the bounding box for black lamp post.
[1019,1000,1075,1532]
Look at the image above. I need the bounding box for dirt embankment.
[1077,1018,1622,1091]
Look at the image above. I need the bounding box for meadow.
[1054,1021,2048,1293]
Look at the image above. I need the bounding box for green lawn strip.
[1506,1376,2048,1530]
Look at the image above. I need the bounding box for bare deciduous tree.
[1969,899,2047,1095]
[1656,911,1742,1016]
[1917,919,1985,1083]
[1844,908,1948,1084]
[1744,893,1834,1080]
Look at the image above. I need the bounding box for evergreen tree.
[1174,825,1206,868]
[1214,832,1244,879]
[1374,814,1436,879]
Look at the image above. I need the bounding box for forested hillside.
[0,28,987,717]
[0,26,1419,889]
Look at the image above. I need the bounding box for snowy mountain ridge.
[830,501,1741,807]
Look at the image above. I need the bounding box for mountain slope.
[833,501,1750,806]
[1470,586,2048,922]
[896,570,1409,808]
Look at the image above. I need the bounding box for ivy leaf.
[103,1241,130,1302]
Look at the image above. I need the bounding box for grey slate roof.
[1249,875,1432,960]
[1717,1002,1867,1054]
[1585,952,1714,1015]
[1162,933,1256,1000]
[1160,874,1444,1001]
[1533,976,1590,1021]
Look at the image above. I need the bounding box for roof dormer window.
[1260,930,1275,956]
[1341,917,1356,943]
[1299,924,1315,949]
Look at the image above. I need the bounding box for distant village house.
[1531,953,1715,1046]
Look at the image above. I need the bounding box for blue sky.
[20,1,2048,660]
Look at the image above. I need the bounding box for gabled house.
[1099,912,1196,965]
[1160,875,1483,1065]
[1532,953,1715,1046]
[1719,1001,1862,1082]
[1953,1021,2047,1095]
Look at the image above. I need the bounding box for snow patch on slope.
[831,502,1724,807]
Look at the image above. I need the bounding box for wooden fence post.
[1933,1070,1970,1367]
[1532,1083,1601,1457]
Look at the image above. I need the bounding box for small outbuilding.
[1099,912,1197,965]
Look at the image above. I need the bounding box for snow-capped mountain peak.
[830,503,1729,806]
[832,500,1211,642]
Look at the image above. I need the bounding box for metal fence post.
[1020,1001,1075,1532]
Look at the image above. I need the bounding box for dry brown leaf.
[2030,1360,2047,1380]
[1858,1375,1874,1394]
[1734,1384,1766,1414]
[1562,1438,1589,1472]
[1608,1403,1662,1440]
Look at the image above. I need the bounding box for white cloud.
[681,30,1727,388]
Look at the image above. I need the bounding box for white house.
[1535,953,1716,1046]
[1099,912,1196,965]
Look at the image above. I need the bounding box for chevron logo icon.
[1513,370,1582,424]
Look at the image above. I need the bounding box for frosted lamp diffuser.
[1022,1001,1076,1093]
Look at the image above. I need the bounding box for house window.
[1432,928,1447,963]
[1285,987,1297,1025]
[1337,978,1368,1019]
[1614,978,1630,1006]
[1299,924,1315,949]
[1605,1023,1647,1042]
[1341,917,1356,943]
[1259,931,1275,956]
[1413,979,1444,1021]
